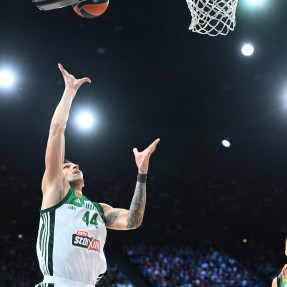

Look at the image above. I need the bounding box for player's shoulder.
[99,203,112,208]
[99,203,113,213]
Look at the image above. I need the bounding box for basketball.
[73,0,109,18]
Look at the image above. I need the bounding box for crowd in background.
[0,236,38,287]
[0,164,286,286]
[97,265,133,287]
[126,242,261,287]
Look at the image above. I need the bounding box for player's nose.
[73,164,79,170]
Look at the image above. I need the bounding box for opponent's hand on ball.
[58,63,91,94]
[133,139,160,175]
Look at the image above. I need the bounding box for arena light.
[222,139,231,148]
[248,0,263,3]
[241,44,254,56]
[76,111,95,130]
[243,0,265,7]
[0,70,15,88]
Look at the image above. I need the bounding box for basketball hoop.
[186,0,239,36]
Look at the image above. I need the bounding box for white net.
[186,0,239,36]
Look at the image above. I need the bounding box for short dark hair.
[63,159,72,164]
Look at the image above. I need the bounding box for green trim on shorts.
[36,283,55,287]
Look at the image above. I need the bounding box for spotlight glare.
[248,0,263,4]
[0,70,14,87]
[76,112,94,129]
[244,0,265,7]
[222,139,231,148]
[241,44,254,56]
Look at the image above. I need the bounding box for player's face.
[285,244,287,256]
[62,162,84,187]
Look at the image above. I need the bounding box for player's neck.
[70,183,83,193]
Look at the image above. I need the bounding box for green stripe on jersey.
[44,213,49,275]
[41,213,48,275]
[47,211,55,275]
[39,216,45,252]
[39,212,55,276]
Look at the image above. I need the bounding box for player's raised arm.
[42,64,91,196]
[101,138,160,230]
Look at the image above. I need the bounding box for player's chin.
[69,177,84,185]
[73,172,83,180]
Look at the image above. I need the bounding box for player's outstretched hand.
[58,63,91,93]
[133,138,160,175]
[279,264,287,279]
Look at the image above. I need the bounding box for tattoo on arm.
[105,210,122,227]
[127,182,146,229]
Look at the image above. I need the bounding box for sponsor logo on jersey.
[88,239,100,252]
[75,191,82,198]
[77,230,88,237]
[72,231,100,253]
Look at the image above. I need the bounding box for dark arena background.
[1,0,287,286]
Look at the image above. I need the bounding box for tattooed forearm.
[127,181,146,229]
[105,210,122,226]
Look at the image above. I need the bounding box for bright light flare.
[222,139,231,148]
[0,70,15,87]
[247,0,264,4]
[76,112,94,129]
[243,0,265,7]
[241,44,254,56]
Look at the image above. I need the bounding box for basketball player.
[272,238,287,287]
[35,63,160,287]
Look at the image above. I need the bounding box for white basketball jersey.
[36,188,107,286]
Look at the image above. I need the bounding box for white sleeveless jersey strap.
[43,275,95,287]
